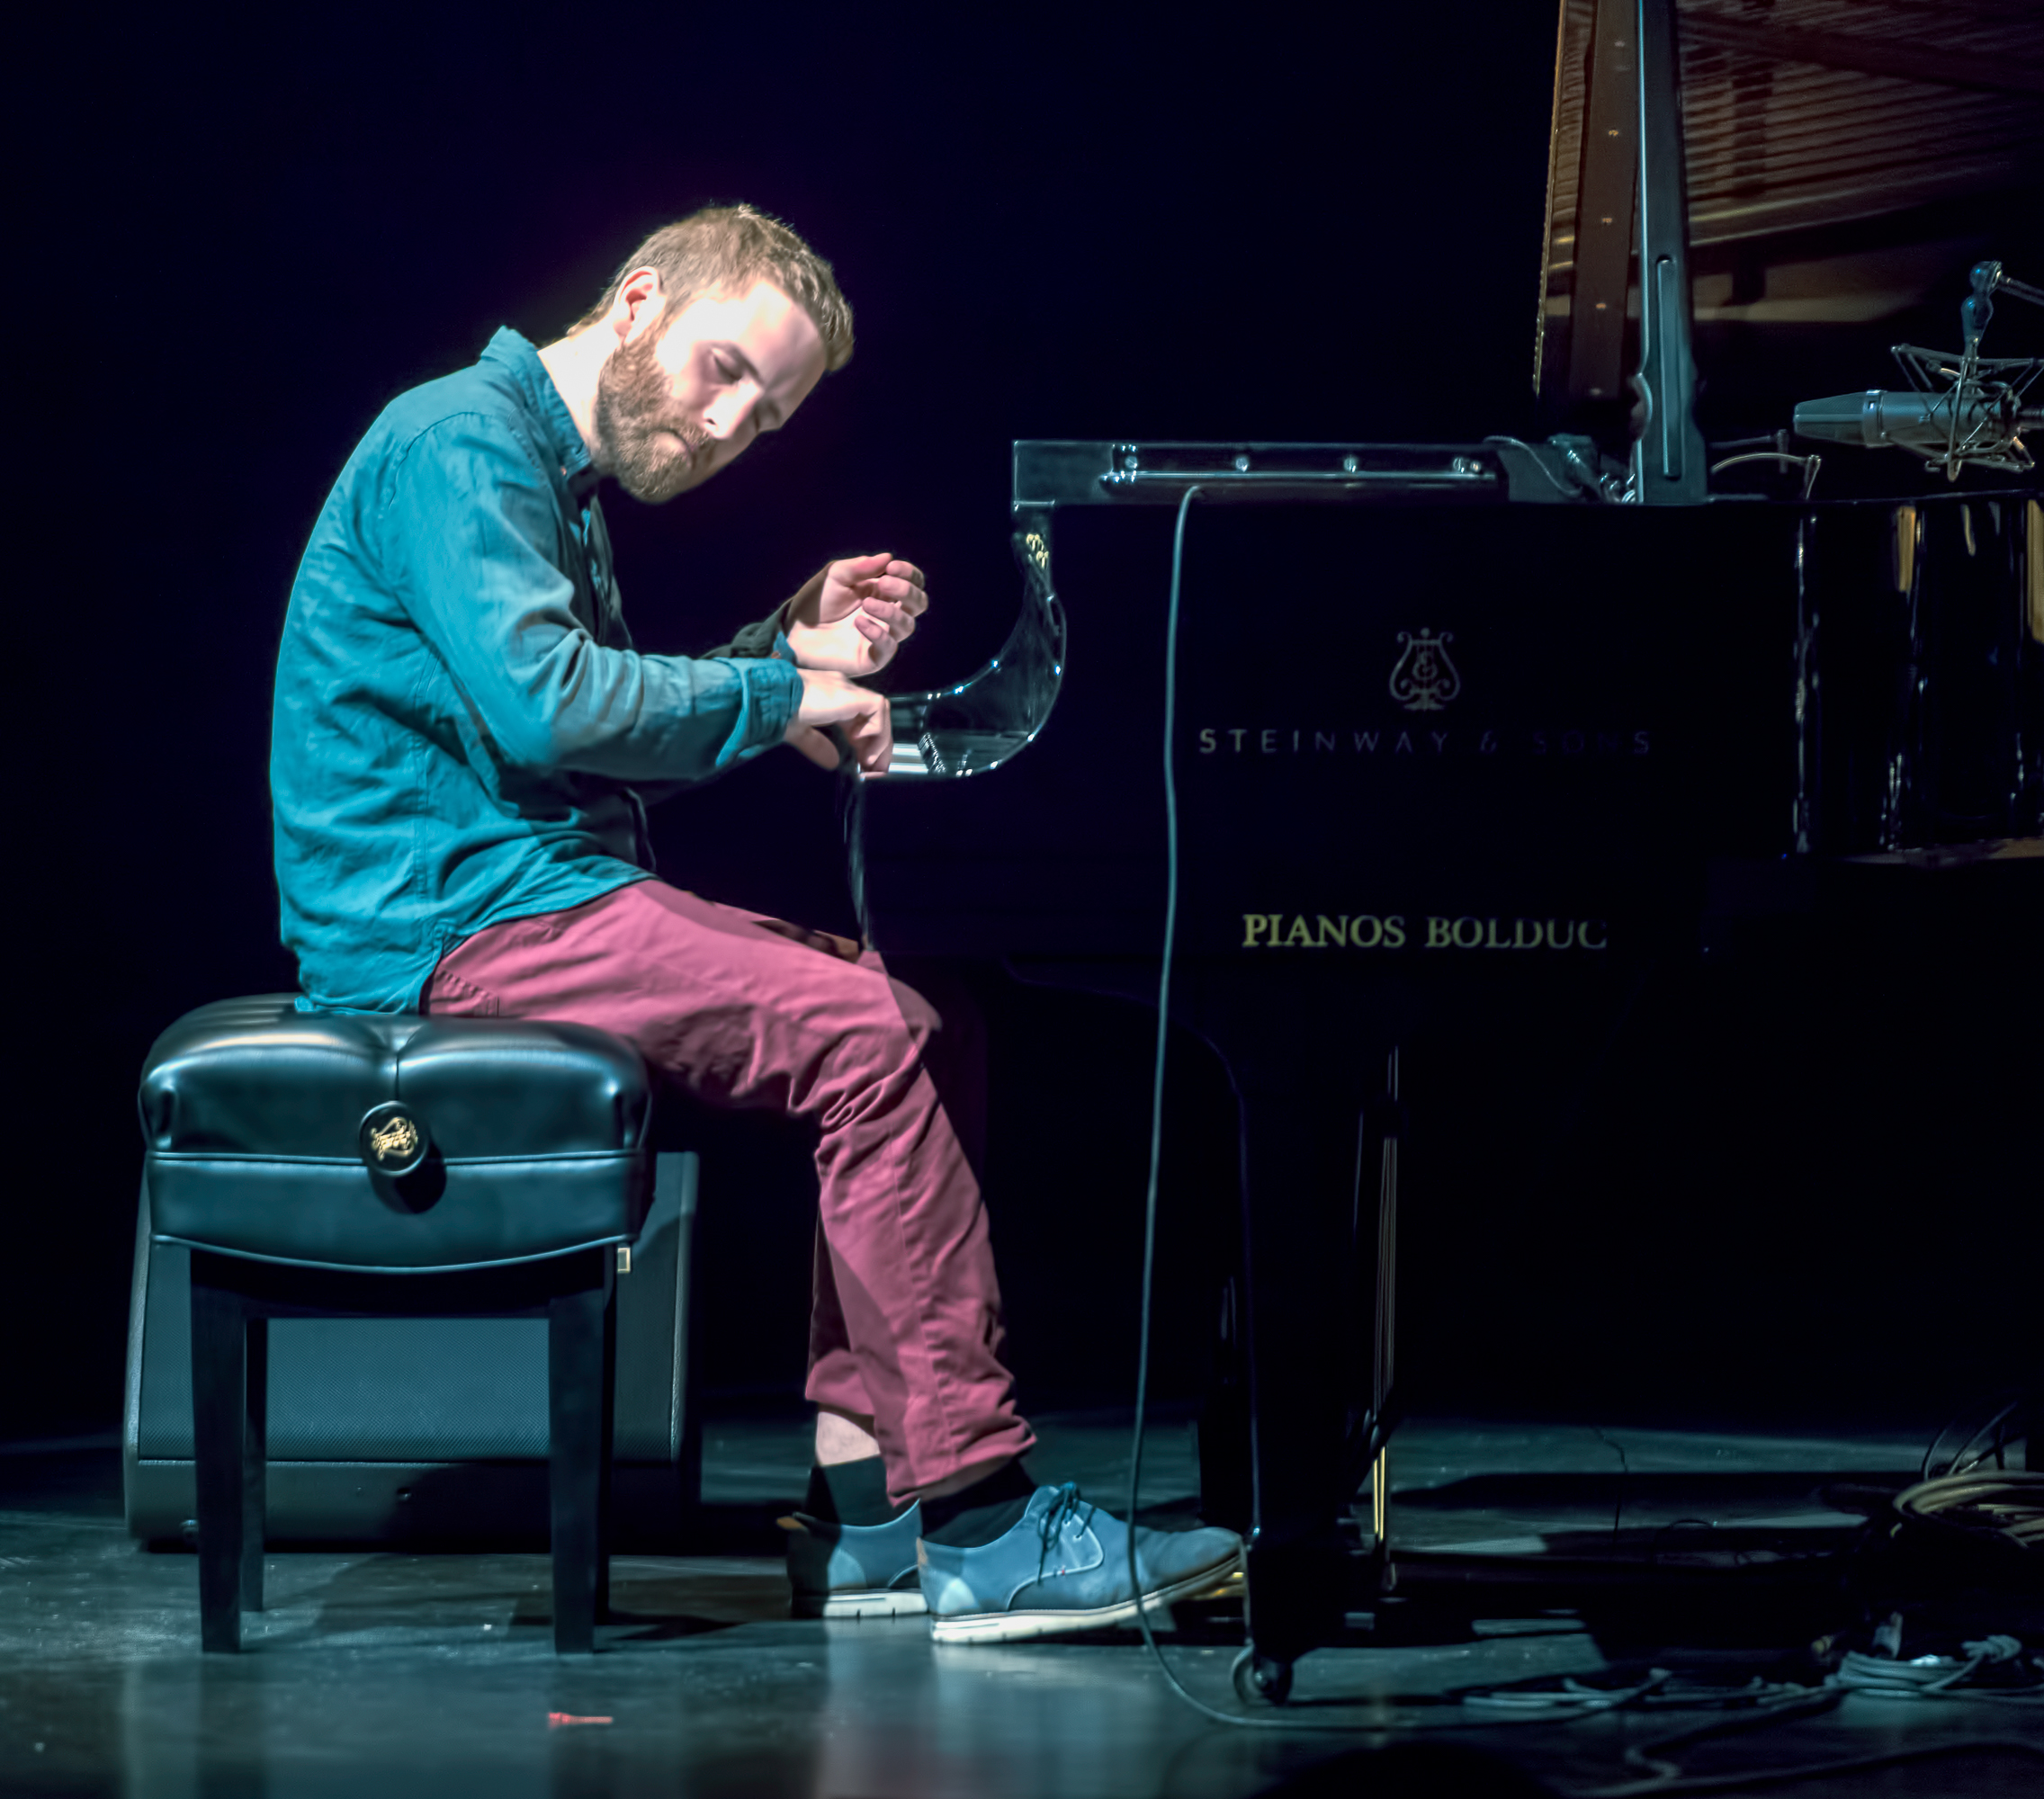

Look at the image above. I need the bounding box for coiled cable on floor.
[1830,1634,2042,1701]
[1895,1471,2044,1554]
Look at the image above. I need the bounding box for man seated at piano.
[267,204,1242,1640]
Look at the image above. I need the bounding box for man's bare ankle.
[814,1408,881,1467]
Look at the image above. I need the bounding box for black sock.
[919,1459,1038,1547]
[803,1455,904,1528]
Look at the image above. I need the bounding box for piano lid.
[1537,0,2044,407]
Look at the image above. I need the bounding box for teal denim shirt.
[271,328,802,1012]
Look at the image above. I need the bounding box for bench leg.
[549,1271,614,1654]
[243,1316,267,1614]
[596,1283,615,1625]
[190,1274,248,1652]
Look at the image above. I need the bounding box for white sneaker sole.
[927,1554,1244,1644]
[793,1587,929,1620]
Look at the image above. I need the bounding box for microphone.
[1793,388,2042,454]
[1790,259,2041,479]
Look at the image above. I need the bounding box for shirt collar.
[480,327,598,497]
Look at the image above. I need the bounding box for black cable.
[1921,1390,2030,1481]
[1591,1427,1629,1546]
[1127,483,1284,1730]
[1483,434,1608,501]
[1125,486,1392,1728]
[1570,1732,2042,1797]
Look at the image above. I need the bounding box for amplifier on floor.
[121,1152,703,1551]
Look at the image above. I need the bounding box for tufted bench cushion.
[139,996,653,1273]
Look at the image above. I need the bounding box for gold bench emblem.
[368,1115,421,1163]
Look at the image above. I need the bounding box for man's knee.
[883,974,945,1048]
[833,1004,928,1090]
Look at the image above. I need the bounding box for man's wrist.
[713,656,804,768]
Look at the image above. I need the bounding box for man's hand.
[784,667,893,776]
[783,553,928,676]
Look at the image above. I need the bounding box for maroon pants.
[425,879,1034,1500]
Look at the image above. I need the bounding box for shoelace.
[1035,1482,1096,1579]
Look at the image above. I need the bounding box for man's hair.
[574,204,854,371]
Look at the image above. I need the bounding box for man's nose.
[706,389,760,445]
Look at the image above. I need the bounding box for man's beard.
[591,329,713,504]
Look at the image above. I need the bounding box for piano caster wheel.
[1231,1647,1294,1706]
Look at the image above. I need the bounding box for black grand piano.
[847,0,2043,1698]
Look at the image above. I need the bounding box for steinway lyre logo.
[369,1115,421,1165]
[1389,629,1461,712]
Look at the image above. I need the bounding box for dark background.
[12,3,2040,1444]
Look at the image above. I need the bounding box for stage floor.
[2,1412,2038,1796]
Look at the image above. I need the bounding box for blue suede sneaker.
[784,1503,928,1618]
[918,1483,1243,1643]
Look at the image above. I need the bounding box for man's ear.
[611,267,666,345]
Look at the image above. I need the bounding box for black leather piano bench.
[137,996,666,1656]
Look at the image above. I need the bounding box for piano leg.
[1364,1048,1403,1593]
[1229,1062,1361,1685]
[1197,1274,1252,1536]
